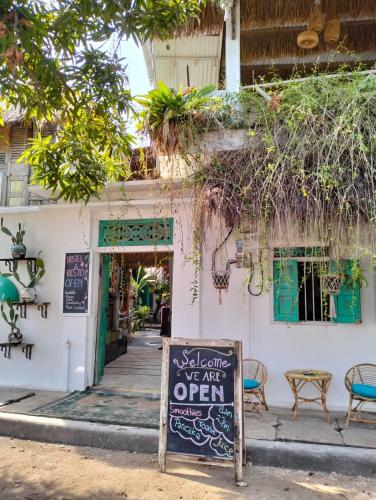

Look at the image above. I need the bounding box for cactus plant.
[1,301,22,344]
[12,254,45,303]
[0,218,27,258]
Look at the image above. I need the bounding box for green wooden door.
[95,254,111,383]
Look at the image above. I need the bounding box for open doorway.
[95,251,172,388]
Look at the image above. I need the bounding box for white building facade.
[0,1,375,412]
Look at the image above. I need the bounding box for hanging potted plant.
[0,218,26,259]
[13,254,45,303]
[1,301,22,345]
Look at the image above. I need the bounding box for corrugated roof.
[151,34,222,89]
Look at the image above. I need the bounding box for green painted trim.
[98,218,174,247]
[330,260,361,324]
[273,259,299,323]
[95,254,111,383]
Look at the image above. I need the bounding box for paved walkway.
[98,329,162,396]
[0,331,375,450]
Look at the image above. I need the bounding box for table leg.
[321,380,332,423]
[292,381,300,420]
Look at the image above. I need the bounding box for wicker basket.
[324,19,340,44]
[321,273,342,294]
[212,270,230,290]
[297,30,319,49]
[308,2,324,33]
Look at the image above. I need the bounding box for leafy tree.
[0,1,206,202]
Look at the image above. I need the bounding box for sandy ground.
[0,437,375,499]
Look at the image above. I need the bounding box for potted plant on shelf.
[13,254,45,303]
[0,218,27,259]
[1,301,22,345]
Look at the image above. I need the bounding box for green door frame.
[95,253,111,384]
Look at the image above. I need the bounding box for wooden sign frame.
[158,337,244,482]
[61,251,91,316]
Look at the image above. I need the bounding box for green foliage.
[137,69,376,294]
[345,261,368,290]
[154,70,376,264]
[130,266,151,305]
[130,304,150,332]
[0,301,20,334]
[12,252,45,288]
[138,81,216,153]
[0,218,25,245]
[0,0,207,201]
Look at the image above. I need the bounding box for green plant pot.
[8,332,22,345]
[11,243,26,259]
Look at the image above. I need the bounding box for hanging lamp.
[0,275,19,302]
[308,0,324,32]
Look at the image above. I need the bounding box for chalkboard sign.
[159,338,243,481]
[62,252,90,314]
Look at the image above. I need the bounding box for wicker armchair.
[345,364,376,426]
[243,359,268,412]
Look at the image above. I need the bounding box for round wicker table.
[285,369,332,422]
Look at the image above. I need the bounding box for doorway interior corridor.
[95,251,172,396]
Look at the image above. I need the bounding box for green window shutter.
[330,260,361,324]
[273,260,299,322]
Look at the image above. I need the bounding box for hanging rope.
[247,250,265,297]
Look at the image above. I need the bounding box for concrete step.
[0,412,375,477]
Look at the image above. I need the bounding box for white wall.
[195,226,376,410]
[0,207,91,391]
[2,196,375,411]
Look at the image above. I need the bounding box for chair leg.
[261,387,268,411]
[346,394,353,428]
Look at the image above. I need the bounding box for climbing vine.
[138,68,376,301]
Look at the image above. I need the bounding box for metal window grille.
[298,261,330,322]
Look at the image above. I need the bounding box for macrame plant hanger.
[212,225,236,305]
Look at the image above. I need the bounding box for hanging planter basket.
[320,271,343,319]
[212,258,236,305]
[212,269,230,290]
[320,273,342,294]
[212,268,230,306]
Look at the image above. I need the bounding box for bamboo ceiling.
[240,0,376,29]
[241,23,376,63]
[178,1,376,82]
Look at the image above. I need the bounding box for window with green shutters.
[273,260,299,322]
[273,251,361,324]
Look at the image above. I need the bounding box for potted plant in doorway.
[1,301,22,344]
[0,218,26,259]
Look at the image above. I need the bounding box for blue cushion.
[352,383,376,400]
[244,378,260,390]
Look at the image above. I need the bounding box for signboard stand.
[159,338,244,483]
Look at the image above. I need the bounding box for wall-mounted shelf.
[0,342,34,360]
[12,302,50,319]
[0,257,37,273]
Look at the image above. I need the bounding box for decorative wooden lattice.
[98,218,173,247]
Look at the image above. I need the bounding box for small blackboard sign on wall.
[62,252,90,314]
[159,338,244,482]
